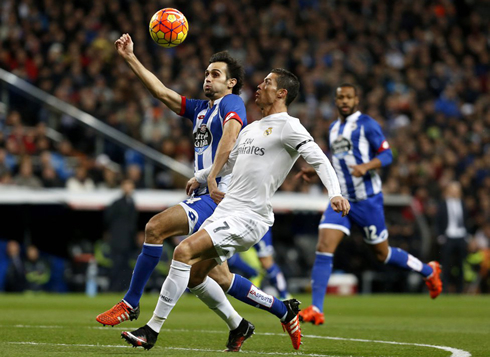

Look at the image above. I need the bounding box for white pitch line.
[303,335,471,357]
[5,342,378,357]
[3,325,472,357]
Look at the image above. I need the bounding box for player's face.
[335,87,359,118]
[203,62,233,100]
[255,73,278,108]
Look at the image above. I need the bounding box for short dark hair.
[271,68,300,106]
[209,51,244,95]
[337,83,358,96]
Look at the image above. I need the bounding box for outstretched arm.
[115,33,182,114]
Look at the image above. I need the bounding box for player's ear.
[228,78,237,89]
[354,95,359,106]
[277,88,288,101]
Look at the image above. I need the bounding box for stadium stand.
[0,0,489,293]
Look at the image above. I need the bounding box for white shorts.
[201,213,270,264]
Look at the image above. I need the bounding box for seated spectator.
[41,166,64,188]
[66,165,95,191]
[97,166,120,189]
[126,164,144,189]
[24,245,51,292]
[13,157,43,188]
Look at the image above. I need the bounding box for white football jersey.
[196,112,342,226]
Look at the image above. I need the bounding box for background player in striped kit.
[297,84,443,326]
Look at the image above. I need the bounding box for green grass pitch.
[0,293,488,357]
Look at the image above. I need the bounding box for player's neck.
[261,102,287,118]
[209,92,231,107]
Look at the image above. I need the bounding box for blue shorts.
[253,228,274,258]
[319,193,388,245]
[179,195,217,234]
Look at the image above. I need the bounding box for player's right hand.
[208,178,225,204]
[114,33,134,58]
[186,177,200,196]
[330,196,350,217]
[294,166,317,182]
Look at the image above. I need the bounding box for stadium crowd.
[0,0,489,292]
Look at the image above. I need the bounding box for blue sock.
[386,247,433,277]
[123,244,163,308]
[227,274,287,320]
[228,254,259,278]
[311,252,333,313]
[266,264,289,299]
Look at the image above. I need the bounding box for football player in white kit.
[121,69,350,351]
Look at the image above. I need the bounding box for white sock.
[189,276,242,330]
[148,260,191,333]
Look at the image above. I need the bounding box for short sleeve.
[180,96,207,123]
[282,119,314,151]
[219,94,247,127]
[365,119,390,153]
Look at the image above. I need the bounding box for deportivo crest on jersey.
[194,124,212,155]
[329,111,388,201]
[331,135,353,159]
[263,127,273,136]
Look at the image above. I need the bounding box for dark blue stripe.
[210,110,221,162]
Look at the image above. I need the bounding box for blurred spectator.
[126,164,144,189]
[24,245,51,292]
[97,166,120,189]
[436,182,469,293]
[465,223,490,293]
[104,179,138,291]
[13,157,42,188]
[66,165,95,191]
[40,165,64,188]
[4,240,26,292]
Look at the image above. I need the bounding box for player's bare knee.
[173,241,193,264]
[144,216,168,244]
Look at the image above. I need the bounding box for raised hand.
[114,33,134,59]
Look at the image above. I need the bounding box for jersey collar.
[208,95,226,108]
[339,110,361,122]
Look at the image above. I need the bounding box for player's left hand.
[186,177,200,196]
[349,163,369,177]
[330,196,350,217]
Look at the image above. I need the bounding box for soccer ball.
[149,8,188,48]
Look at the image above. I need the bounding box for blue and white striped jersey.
[329,111,391,201]
[180,93,247,196]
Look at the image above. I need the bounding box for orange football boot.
[298,305,324,325]
[425,261,443,299]
[281,299,302,350]
[96,300,140,326]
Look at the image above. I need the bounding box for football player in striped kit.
[98,34,259,352]
[297,84,443,326]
